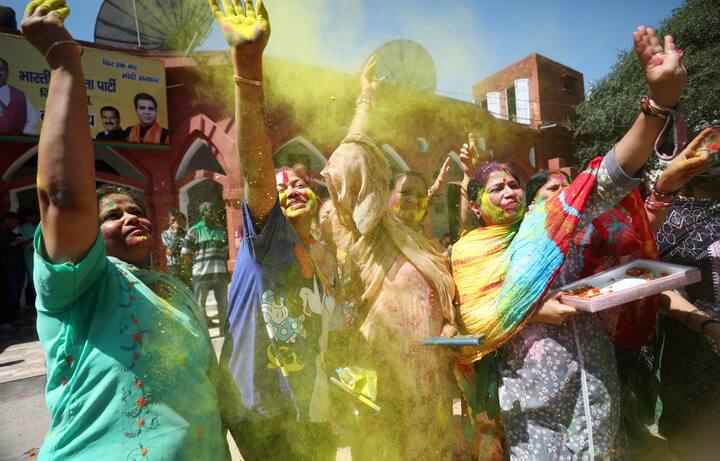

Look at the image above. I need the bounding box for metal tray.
[559,259,701,312]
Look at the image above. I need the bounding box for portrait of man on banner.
[0,56,39,136]
[95,105,126,141]
[126,92,169,145]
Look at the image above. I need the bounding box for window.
[561,75,578,94]
[505,85,517,121]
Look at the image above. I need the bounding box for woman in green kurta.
[22,2,231,459]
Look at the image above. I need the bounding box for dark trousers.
[0,267,25,323]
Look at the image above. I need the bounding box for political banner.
[0,32,169,146]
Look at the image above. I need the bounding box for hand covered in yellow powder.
[209,0,270,53]
[21,0,73,60]
[656,127,717,193]
[359,55,380,98]
[429,157,452,199]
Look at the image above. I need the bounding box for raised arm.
[347,56,378,137]
[458,133,485,232]
[428,157,451,201]
[22,1,98,263]
[210,0,274,228]
[646,128,715,232]
[614,27,687,177]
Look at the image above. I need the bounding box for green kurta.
[33,230,229,460]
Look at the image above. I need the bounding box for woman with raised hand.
[21,1,231,460]
[208,1,346,460]
[451,26,687,459]
[320,54,459,460]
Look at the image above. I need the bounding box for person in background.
[524,168,571,209]
[95,106,126,141]
[19,208,39,307]
[20,3,232,458]
[182,202,229,334]
[0,56,39,135]
[440,232,453,251]
[0,211,26,327]
[161,209,189,285]
[126,93,169,145]
[645,128,720,460]
[389,158,451,233]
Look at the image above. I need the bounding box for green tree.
[574,0,720,169]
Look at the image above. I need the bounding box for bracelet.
[640,96,672,119]
[651,182,679,200]
[700,318,720,335]
[356,93,376,106]
[233,75,263,87]
[644,197,674,212]
[44,40,83,60]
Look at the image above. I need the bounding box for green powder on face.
[479,188,507,224]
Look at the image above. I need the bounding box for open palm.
[633,26,687,108]
[209,0,270,50]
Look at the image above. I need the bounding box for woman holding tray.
[451,26,688,460]
[20,2,232,459]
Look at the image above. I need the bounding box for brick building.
[472,53,584,170]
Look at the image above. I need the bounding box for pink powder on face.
[276,170,290,186]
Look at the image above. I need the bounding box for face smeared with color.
[390,175,429,228]
[475,170,525,225]
[99,193,153,266]
[535,173,569,204]
[276,169,317,220]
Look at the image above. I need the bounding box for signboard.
[0,33,169,146]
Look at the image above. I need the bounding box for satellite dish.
[94,0,213,53]
[370,39,437,93]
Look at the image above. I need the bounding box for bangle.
[44,40,83,60]
[700,318,720,335]
[640,96,672,119]
[233,75,263,87]
[644,197,674,212]
[356,94,375,106]
[651,181,679,200]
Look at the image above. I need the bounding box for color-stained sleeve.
[578,146,643,227]
[33,228,109,312]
